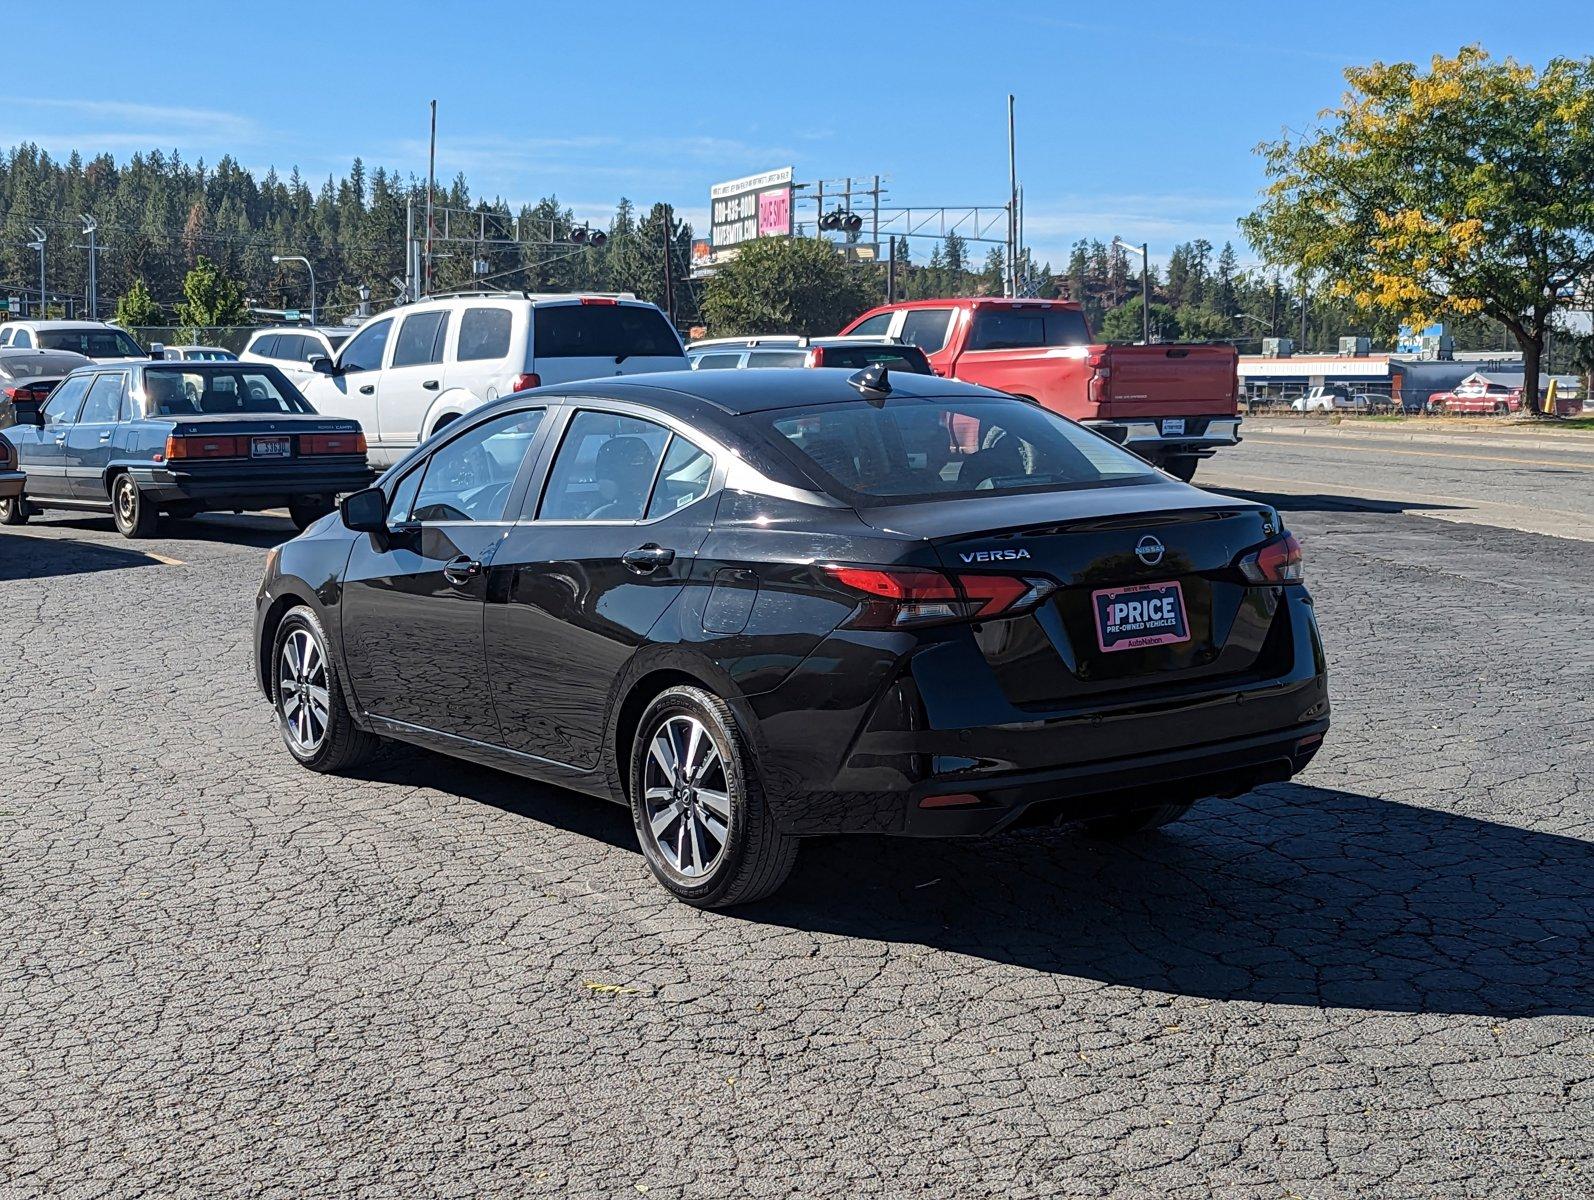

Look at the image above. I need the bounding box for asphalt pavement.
[1,437,1590,1199]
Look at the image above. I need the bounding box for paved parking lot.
[2,443,1590,1198]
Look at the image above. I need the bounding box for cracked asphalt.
[1,457,1590,1198]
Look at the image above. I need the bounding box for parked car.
[688,335,933,375]
[240,325,354,383]
[0,347,90,428]
[254,366,1329,908]
[838,298,1241,482]
[1290,385,1369,413]
[0,428,23,521]
[0,360,372,537]
[0,320,146,364]
[298,292,687,467]
[157,344,237,362]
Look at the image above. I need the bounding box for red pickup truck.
[839,298,1241,480]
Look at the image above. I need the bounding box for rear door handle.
[98,431,112,441]
[422,380,440,390]
[442,554,481,585]
[359,384,375,395]
[622,544,676,574]
[51,433,66,443]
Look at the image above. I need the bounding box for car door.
[23,374,92,497]
[484,406,718,770]
[303,317,393,452]
[378,307,450,449]
[338,404,549,741]
[65,371,128,498]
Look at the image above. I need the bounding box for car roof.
[12,319,123,330]
[552,366,1006,416]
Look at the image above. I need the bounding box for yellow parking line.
[143,552,187,566]
[1243,436,1594,472]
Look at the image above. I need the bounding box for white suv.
[0,320,146,364]
[299,292,687,466]
[240,326,353,384]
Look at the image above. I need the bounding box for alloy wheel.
[641,714,732,879]
[278,627,332,754]
[114,478,136,524]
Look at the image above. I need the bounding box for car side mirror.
[340,486,388,534]
[310,355,336,375]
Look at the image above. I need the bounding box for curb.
[1242,421,1594,455]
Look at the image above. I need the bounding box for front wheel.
[111,474,158,538]
[1162,456,1199,483]
[1082,800,1195,838]
[271,605,381,772]
[629,685,798,908]
[0,495,29,525]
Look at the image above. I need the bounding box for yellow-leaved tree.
[1241,47,1594,414]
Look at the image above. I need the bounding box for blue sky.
[2,1,1586,269]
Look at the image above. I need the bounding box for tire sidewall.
[0,496,26,524]
[112,475,149,537]
[628,686,752,905]
[271,607,341,768]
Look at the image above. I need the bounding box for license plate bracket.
[1091,580,1190,653]
[251,436,292,459]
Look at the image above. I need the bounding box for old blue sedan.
[0,360,372,537]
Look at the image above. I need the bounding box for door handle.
[442,554,481,585]
[99,431,112,441]
[622,544,676,574]
[52,433,66,443]
[359,384,375,395]
[422,380,440,390]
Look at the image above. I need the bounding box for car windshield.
[141,365,315,416]
[758,395,1157,505]
[533,304,682,359]
[818,345,932,374]
[38,329,144,357]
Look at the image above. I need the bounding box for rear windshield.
[141,365,314,416]
[817,345,932,374]
[38,329,144,357]
[533,304,682,360]
[967,306,1089,351]
[759,396,1155,505]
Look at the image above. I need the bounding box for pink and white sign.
[758,188,791,238]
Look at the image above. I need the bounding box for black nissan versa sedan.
[254,367,1329,907]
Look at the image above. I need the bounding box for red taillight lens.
[2,384,48,402]
[164,434,240,460]
[300,432,367,456]
[1237,532,1303,585]
[579,297,619,305]
[805,346,826,368]
[511,373,542,393]
[824,564,1055,628]
[1086,345,1111,405]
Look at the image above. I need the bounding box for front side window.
[760,396,1155,506]
[967,305,1089,351]
[339,319,392,373]
[692,353,742,370]
[37,328,142,357]
[456,308,512,362]
[538,411,670,521]
[899,309,953,353]
[533,304,681,359]
[410,409,545,523]
[78,373,126,423]
[392,310,449,367]
[42,375,90,424]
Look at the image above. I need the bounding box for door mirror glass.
[340,486,388,533]
[310,355,336,375]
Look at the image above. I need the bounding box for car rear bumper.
[0,470,22,500]
[1084,416,1241,459]
[128,460,373,504]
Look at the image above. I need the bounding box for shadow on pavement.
[0,529,166,581]
[1206,486,1462,516]
[19,511,290,550]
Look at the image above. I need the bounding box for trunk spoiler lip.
[877,503,1271,546]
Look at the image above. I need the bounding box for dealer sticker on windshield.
[1092,581,1190,653]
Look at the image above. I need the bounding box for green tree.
[1099,296,1178,344]
[115,278,160,327]
[701,236,875,336]
[175,255,247,329]
[1242,46,1594,414]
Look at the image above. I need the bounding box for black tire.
[1082,800,1195,838]
[111,473,158,539]
[0,495,28,525]
[270,604,381,773]
[628,684,798,908]
[289,497,333,531]
[1163,456,1199,483]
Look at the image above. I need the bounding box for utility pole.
[80,215,99,318]
[405,196,420,302]
[425,99,437,298]
[1298,271,1308,350]
[28,227,46,318]
[661,203,675,324]
[1006,94,1018,298]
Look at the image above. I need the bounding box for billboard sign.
[711,166,794,250]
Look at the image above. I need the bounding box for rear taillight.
[164,434,241,460]
[1086,345,1111,406]
[2,384,49,402]
[1237,532,1303,585]
[510,373,542,393]
[804,347,827,368]
[824,564,1055,629]
[300,432,366,456]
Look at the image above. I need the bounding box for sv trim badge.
[959,548,1031,563]
[1135,535,1165,566]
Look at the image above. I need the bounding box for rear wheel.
[289,497,333,531]
[111,473,158,538]
[629,684,798,908]
[271,605,380,772]
[0,496,28,525]
[1162,456,1199,483]
[1082,800,1195,838]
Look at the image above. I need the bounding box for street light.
[272,255,316,325]
[1112,238,1150,344]
[28,226,46,318]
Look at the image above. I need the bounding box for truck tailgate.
[1100,344,1238,419]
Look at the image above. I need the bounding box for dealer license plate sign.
[1092,581,1190,653]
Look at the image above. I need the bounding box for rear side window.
[747,351,807,368]
[392,310,450,367]
[848,313,893,337]
[457,308,512,362]
[817,345,932,374]
[250,334,279,358]
[693,353,741,370]
[967,306,1089,351]
[538,411,670,521]
[899,309,953,353]
[533,304,681,360]
[11,329,33,348]
[645,435,713,518]
[78,373,126,422]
